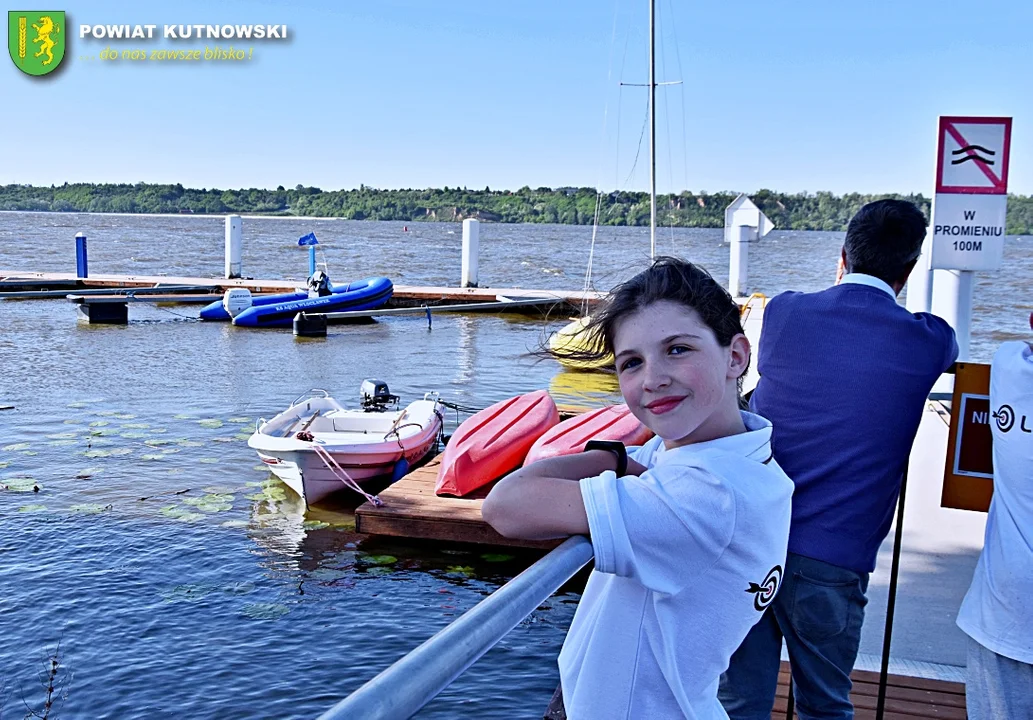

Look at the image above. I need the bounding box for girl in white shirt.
[483,257,793,719]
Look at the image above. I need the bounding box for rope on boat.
[305,440,384,507]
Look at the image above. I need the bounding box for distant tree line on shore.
[2,182,1031,234]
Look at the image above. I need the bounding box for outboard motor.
[222,288,253,318]
[360,379,399,411]
[307,270,333,297]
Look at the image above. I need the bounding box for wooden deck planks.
[355,454,562,550]
[772,664,966,719]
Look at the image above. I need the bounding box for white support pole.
[931,269,974,361]
[224,215,242,279]
[728,225,753,297]
[905,225,934,314]
[461,219,479,288]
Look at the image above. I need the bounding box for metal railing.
[317,535,594,720]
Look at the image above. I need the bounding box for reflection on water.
[548,369,622,410]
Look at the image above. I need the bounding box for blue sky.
[3,0,1031,196]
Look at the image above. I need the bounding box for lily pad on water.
[198,458,219,464]
[140,454,165,461]
[3,477,39,492]
[2,443,29,452]
[480,553,516,563]
[63,419,82,425]
[252,465,270,473]
[159,447,180,455]
[228,417,252,424]
[114,413,136,420]
[0,461,8,469]
[18,504,47,513]
[96,411,118,417]
[161,583,218,603]
[76,467,103,478]
[198,419,224,429]
[177,512,205,523]
[362,555,398,566]
[241,603,290,620]
[121,432,149,439]
[446,565,476,578]
[212,437,237,443]
[83,449,110,458]
[20,450,37,456]
[70,503,111,514]
[89,420,110,427]
[47,440,79,447]
[302,520,330,530]
[145,438,172,446]
[174,414,196,420]
[220,520,249,529]
[177,439,204,447]
[46,432,78,440]
[150,428,168,434]
[109,448,133,456]
[122,423,150,429]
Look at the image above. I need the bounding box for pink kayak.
[522,404,653,466]
[436,390,559,497]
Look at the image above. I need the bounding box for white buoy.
[461,219,479,288]
[225,215,242,279]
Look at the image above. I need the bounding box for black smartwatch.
[584,440,628,477]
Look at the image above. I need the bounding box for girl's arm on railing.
[482,451,646,541]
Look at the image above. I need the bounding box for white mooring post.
[729,224,754,297]
[461,219,479,288]
[724,194,773,297]
[225,215,242,279]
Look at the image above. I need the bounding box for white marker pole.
[461,219,479,288]
[225,215,242,279]
[905,228,934,314]
[728,224,753,297]
[932,269,974,361]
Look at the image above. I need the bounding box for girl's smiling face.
[613,300,749,449]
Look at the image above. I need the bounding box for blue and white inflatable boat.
[200,272,394,328]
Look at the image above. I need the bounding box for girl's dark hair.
[551,256,749,396]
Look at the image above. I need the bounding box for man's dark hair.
[843,199,927,284]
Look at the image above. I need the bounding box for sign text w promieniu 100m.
[79,24,288,40]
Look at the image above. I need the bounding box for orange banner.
[941,363,994,512]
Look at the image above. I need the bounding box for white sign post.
[724,194,774,297]
[910,116,1011,362]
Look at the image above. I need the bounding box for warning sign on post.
[930,116,1012,271]
[936,117,1011,194]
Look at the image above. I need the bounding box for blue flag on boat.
[298,232,319,246]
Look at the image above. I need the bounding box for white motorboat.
[249,381,443,506]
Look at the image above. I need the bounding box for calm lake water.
[0,213,1029,718]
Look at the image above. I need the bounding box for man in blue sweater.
[718,199,959,719]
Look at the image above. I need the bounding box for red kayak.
[435,390,560,497]
[522,404,653,466]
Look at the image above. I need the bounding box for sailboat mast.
[648,0,656,261]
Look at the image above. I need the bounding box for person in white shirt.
[483,257,794,719]
[956,313,1033,719]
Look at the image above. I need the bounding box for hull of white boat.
[249,395,441,506]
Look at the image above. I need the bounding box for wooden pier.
[355,453,562,551]
[0,270,605,313]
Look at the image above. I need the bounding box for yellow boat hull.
[548,316,614,370]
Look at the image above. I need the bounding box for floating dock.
[0,270,607,313]
[355,453,563,551]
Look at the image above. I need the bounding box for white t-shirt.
[957,341,1033,664]
[559,411,794,719]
